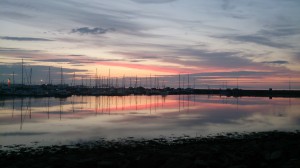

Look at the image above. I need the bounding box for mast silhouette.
[21,59,24,86]
[60,67,63,86]
[48,67,51,85]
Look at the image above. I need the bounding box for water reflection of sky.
[0,95,299,146]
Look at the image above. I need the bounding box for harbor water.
[0,95,299,146]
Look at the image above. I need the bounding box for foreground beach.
[1,131,299,168]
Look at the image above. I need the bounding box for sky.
[0,0,300,89]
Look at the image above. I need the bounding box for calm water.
[0,95,299,146]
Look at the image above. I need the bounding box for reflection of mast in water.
[150,95,152,114]
[154,95,157,113]
[24,98,32,120]
[187,95,190,113]
[288,97,292,117]
[161,95,164,108]
[71,96,75,113]
[20,98,24,130]
[129,95,132,108]
[140,94,142,105]
[89,96,92,109]
[207,93,211,100]
[18,98,33,129]
[146,95,148,109]
[12,98,15,118]
[17,98,29,127]
[121,96,124,111]
[59,98,63,120]
[106,96,109,114]
[81,96,83,110]
[95,96,98,115]
[47,97,50,119]
[135,95,138,111]
[182,94,185,110]
[221,95,229,104]
[236,96,239,112]
[29,97,32,119]
[108,96,111,115]
[178,94,181,113]
[115,96,118,110]
[101,96,104,114]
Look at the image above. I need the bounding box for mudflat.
[1,131,299,168]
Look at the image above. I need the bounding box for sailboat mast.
[95,68,98,88]
[179,74,181,89]
[150,74,152,88]
[13,71,15,88]
[29,68,32,85]
[21,58,24,86]
[48,67,51,85]
[188,74,190,89]
[61,67,63,86]
[135,75,137,88]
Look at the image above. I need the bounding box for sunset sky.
[1,0,300,89]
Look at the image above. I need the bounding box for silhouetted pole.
[188,74,190,89]
[108,68,111,88]
[72,72,76,87]
[29,68,32,85]
[89,77,92,88]
[179,74,181,89]
[150,74,152,88]
[193,78,195,89]
[21,58,24,86]
[95,68,98,88]
[146,77,148,89]
[48,67,51,85]
[135,75,137,88]
[60,67,63,86]
[13,71,15,90]
[139,77,141,87]
[130,77,132,88]
[116,77,118,88]
[289,77,291,91]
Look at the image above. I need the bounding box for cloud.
[293,52,300,62]
[0,36,53,41]
[258,27,300,37]
[215,34,292,49]
[96,61,193,74]
[0,47,41,52]
[193,71,273,77]
[262,60,289,65]
[0,11,32,19]
[111,51,159,61]
[0,132,48,136]
[71,27,115,35]
[131,0,176,4]
[221,0,235,10]
[69,54,85,57]
[169,48,256,69]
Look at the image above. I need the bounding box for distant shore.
[1,131,300,168]
[1,84,300,98]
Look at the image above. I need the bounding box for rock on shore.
[1,131,300,168]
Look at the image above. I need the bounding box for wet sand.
[1,131,300,168]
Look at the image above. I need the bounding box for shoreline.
[1,131,300,168]
[1,88,300,98]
